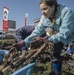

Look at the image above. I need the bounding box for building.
[0,31,5,39]
[8,20,16,29]
[4,20,16,39]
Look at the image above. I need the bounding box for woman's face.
[40,3,55,18]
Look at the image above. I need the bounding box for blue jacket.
[24,4,74,46]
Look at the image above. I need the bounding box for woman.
[14,0,74,74]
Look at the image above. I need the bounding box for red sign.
[3,6,9,31]
[3,20,8,31]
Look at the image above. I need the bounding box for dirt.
[0,40,74,75]
[32,55,74,75]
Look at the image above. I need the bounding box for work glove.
[35,36,48,42]
[29,36,48,49]
[12,40,25,49]
[41,36,48,41]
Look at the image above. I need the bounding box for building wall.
[8,20,16,29]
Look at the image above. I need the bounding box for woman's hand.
[12,40,25,49]
[36,36,48,42]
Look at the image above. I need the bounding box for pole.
[25,13,28,27]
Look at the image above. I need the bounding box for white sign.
[3,6,9,31]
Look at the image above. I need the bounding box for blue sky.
[0,0,74,30]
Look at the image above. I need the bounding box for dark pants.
[50,42,64,62]
[49,42,64,74]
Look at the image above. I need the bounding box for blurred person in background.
[14,26,34,50]
[14,26,46,50]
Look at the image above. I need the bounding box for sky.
[0,0,74,30]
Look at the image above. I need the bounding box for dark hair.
[40,0,58,6]
[40,0,58,11]
[40,0,58,26]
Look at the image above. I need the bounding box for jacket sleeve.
[24,16,46,46]
[48,9,74,44]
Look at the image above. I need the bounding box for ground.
[0,39,74,75]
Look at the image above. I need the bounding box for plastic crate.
[11,62,35,75]
[0,50,35,75]
[0,50,8,62]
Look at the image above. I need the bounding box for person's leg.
[49,42,64,75]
